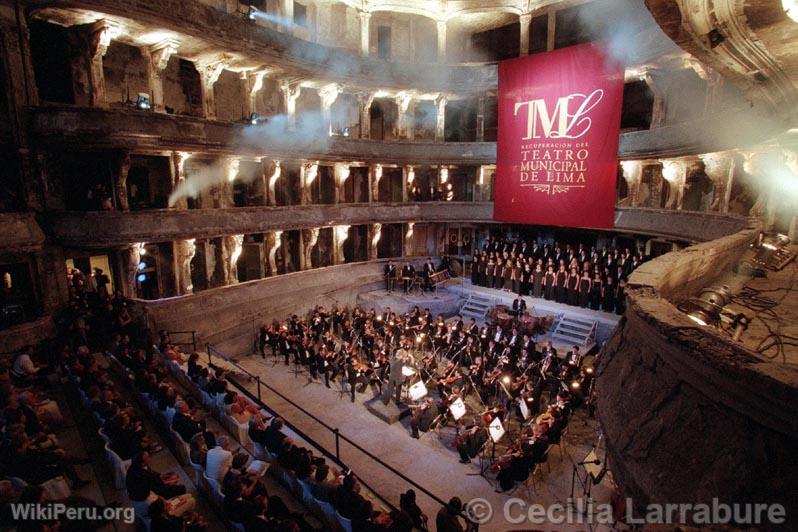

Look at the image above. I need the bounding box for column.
[68,20,114,108]
[358,92,374,139]
[401,166,410,202]
[116,151,131,211]
[318,83,340,134]
[280,81,302,131]
[403,223,415,257]
[300,161,318,205]
[368,224,381,260]
[265,231,283,276]
[334,163,350,203]
[519,14,532,56]
[621,161,643,207]
[197,59,227,119]
[642,71,666,128]
[170,151,189,209]
[661,159,687,210]
[280,0,294,31]
[302,228,320,270]
[359,11,371,56]
[174,239,197,295]
[371,164,382,202]
[395,92,415,140]
[546,9,556,52]
[435,94,447,141]
[699,152,733,212]
[333,226,349,265]
[265,159,281,206]
[437,20,447,62]
[145,39,179,113]
[476,95,485,141]
[242,70,267,119]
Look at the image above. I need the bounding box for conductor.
[389,348,408,404]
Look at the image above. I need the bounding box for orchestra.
[257,295,596,493]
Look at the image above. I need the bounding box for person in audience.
[399,489,428,530]
[206,435,234,481]
[172,399,206,443]
[126,451,188,502]
[436,497,473,532]
[189,432,209,468]
[148,496,208,532]
[334,473,367,520]
[308,463,339,502]
[263,417,290,456]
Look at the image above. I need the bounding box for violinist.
[456,420,488,464]
[409,398,435,439]
[494,441,535,493]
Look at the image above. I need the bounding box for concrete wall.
[142,259,415,355]
[597,216,798,525]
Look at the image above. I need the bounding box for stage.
[356,285,462,316]
[229,352,616,531]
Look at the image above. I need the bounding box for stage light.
[585,367,594,375]
[247,5,258,20]
[502,375,511,385]
[677,285,732,327]
[571,380,581,390]
[415,336,422,343]
[751,232,794,271]
[137,262,146,270]
[376,316,382,321]
[135,93,152,110]
[249,112,260,125]
[136,273,146,282]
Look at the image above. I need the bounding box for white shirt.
[206,446,233,481]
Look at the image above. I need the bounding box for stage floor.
[230,353,616,531]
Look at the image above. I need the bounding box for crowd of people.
[470,236,645,314]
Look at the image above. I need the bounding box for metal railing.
[204,343,449,513]
[167,330,198,353]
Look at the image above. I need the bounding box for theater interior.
[0,0,796,530]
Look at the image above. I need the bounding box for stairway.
[459,293,493,321]
[551,315,598,347]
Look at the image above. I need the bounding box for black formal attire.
[401,265,415,294]
[532,269,544,298]
[384,264,396,292]
[511,298,526,317]
[555,271,567,303]
[578,277,591,308]
[172,412,204,443]
[566,276,579,306]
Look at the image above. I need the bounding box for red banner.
[494,43,624,228]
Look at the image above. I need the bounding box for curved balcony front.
[51,203,751,248]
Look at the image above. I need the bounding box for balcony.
[51,202,750,248]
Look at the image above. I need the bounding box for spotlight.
[751,232,794,271]
[247,5,258,20]
[677,285,732,327]
[136,273,146,282]
[249,112,260,125]
[135,93,152,111]
[137,262,146,271]
[570,380,581,390]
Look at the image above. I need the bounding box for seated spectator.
[206,435,234,481]
[436,497,468,532]
[263,418,289,456]
[148,496,207,532]
[189,432,209,468]
[400,489,428,530]
[308,463,338,503]
[334,474,367,520]
[172,400,206,443]
[125,451,187,502]
[11,346,51,385]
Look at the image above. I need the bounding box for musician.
[258,325,270,359]
[383,260,396,293]
[344,356,359,402]
[511,295,527,317]
[388,350,407,404]
[495,441,535,493]
[409,398,435,439]
[466,318,479,339]
[401,262,416,294]
[422,257,436,293]
[507,328,521,355]
[456,422,488,464]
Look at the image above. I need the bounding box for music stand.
[569,449,602,514]
[290,350,305,378]
[518,398,531,421]
[409,380,428,401]
[448,398,466,421]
